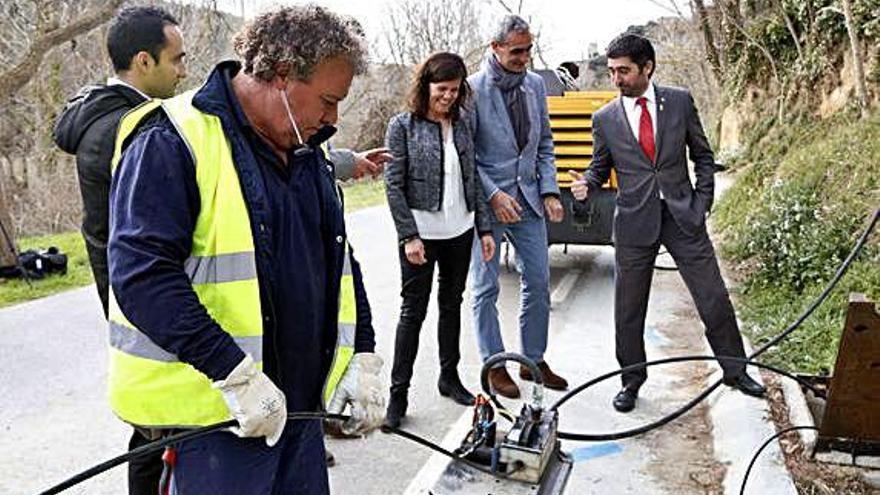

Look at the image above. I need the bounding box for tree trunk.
[692,0,722,81]
[0,179,16,268]
[773,0,803,60]
[0,0,124,102]
[719,0,743,68]
[841,0,870,117]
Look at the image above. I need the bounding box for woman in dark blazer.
[382,52,495,429]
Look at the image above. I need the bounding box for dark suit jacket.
[584,84,716,247]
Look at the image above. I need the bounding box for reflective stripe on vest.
[184,252,257,285]
[109,321,264,362]
[108,91,263,428]
[323,246,357,404]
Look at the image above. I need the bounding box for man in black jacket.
[52,6,185,494]
[54,6,186,317]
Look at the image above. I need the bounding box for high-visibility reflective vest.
[107,90,355,428]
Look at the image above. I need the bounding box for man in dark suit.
[570,33,765,413]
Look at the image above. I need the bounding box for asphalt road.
[0,202,792,494]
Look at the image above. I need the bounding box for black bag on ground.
[0,247,68,279]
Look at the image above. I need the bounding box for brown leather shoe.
[520,361,569,390]
[488,367,520,398]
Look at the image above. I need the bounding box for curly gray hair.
[232,4,368,81]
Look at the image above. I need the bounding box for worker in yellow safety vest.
[106,6,383,493]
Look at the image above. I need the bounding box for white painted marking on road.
[402,409,475,495]
[551,269,582,308]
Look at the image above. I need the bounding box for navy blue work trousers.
[171,419,329,495]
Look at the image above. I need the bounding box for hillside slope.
[715,113,879,373]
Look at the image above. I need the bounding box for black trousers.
[128,428,164,495]
[84,239,109,318]
[389,229,474,397]
[614,203,746,389]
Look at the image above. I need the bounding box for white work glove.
[213,354,287,447]
[326,353,385,436]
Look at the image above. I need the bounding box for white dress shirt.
[411,127,474,240]
[620,83,663,199]
[107,76,150,100]
[621,82,657,142]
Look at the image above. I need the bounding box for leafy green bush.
[740,180,859,292]
[717,113,879,373]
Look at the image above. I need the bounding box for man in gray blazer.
[469,15,568,399]
[571,33,765,413]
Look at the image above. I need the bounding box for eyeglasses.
[507,44,533,56]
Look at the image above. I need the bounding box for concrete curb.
[784,378,880,470]
[776,370,819,448]
[705,339,798,495]
[709,175,797,494]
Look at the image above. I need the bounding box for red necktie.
[636,97,655,164]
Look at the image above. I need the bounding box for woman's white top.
[411,126,474,240]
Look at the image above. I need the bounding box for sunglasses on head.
[507,44,533,56]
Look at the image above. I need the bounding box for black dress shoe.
[612,388,638,413]
[438,376,476,406]
[381,394,408,432]
[723,373,766,397]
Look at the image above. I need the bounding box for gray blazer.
[384,112,491,242]
[468,68,559,218]
[585,84,716,247]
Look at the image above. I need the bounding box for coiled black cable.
[38,413,335,495]
[37,412,526,495]
[35,358,826,495]
[35,209,877,494]
[550,208,877,442]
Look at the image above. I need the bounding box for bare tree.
[382,0,486,67]
[841,0,870,117]
[0,178,16,268]
[771,0,803,60]
[692,0,723,81]
[334,0,487,151]
[0,0,124,101]
[0,0,240,262]
[0,0,123,268]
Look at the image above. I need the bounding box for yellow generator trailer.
[545,88,619,245]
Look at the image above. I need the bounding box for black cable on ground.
[35,208,878,494]
[380,424,522,479]
[551,355,821,411]
[739,425,819,495]
[38,412,523,495]
[38,357,826,494]
[37,412,344,495]
[549,208,877,442]
[549,355,820,442]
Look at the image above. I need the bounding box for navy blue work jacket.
[109,61,375,412]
